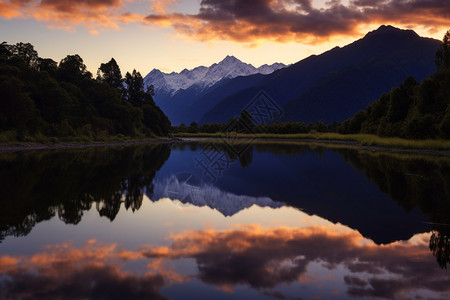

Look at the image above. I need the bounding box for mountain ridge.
[144,55,286,96]
[199,25,441,124]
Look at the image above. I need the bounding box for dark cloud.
[39,0,123,12]
[262,289,305,300]
[1,264,168,300]
[141,227,357,289]
[144,0,450,43]
[344,275,368,287]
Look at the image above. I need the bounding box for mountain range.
[144,25,441,125]
[144,57,286,124]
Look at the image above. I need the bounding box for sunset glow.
[0,0,448,74]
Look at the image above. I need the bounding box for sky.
[0,0,449,76]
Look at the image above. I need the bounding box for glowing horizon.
[0,0,449,75]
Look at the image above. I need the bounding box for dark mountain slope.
[177,73,267,124]
[200,25,440,124]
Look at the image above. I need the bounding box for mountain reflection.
[195,143,449,236]
[0,144,171,241]
[151,173,284,216]
[1,224,449,300]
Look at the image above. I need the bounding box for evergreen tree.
[58,54,92,83]
[436,30,450,70]
[124,69,145,105]
[239,109,254,131]
[97,58,123,89]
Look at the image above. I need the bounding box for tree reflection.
[335,149,450,269]
[58,196,93,224]
[430,226,450,269]
[0,144,171,240]
[191,142,254,168]
[239,146,253,168]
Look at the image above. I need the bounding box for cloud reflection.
[0,240,168,300]
[143,225,450,299]
[1,226,449,299]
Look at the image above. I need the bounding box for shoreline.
[1,137,450,157]
[183,137,450,157]
[259,138,450,156]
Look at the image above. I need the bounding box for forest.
[0,42,171,142]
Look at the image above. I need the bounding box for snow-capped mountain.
[143,56,286,96]
[256,62,286,74]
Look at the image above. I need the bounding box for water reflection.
[430,226,450,269]
[0,144,171,241]
[143,225,448,299]
[331,148,450,269]
[0,139,449,296]
[336,149,450,226]
[1,219,449,300]
[152,173,284,216]
[0,240,169,300]
[170,143,446,244]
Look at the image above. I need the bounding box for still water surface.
[0,142,449,299]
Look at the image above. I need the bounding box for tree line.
[0,42,171,142]
[173,109,340,134]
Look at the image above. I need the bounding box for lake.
[0,141,449,300]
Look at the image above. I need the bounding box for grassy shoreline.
[2,132,450,156]
[174,132,450,151]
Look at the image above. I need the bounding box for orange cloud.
[0,0,144,33]
[1,227,449,299]
[0,1,22,18]
[0,255,20,272]
[143,0,450,43]
[150,0,178,14]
